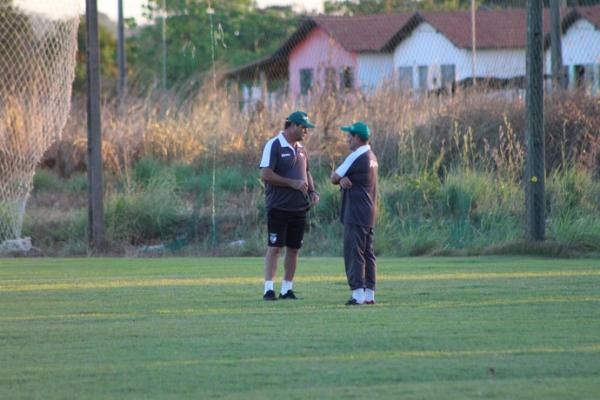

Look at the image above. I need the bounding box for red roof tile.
[228,6,600,78]
[419,8,579,49]
[576,5,600,29]
[311,13,414,52]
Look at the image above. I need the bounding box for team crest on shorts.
[269,233,278,244]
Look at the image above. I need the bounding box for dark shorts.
[267,209,307,249]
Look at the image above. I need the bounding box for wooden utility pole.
[550,0,564,89]
[471,0,477,87]
[86,0,105,250]
[525,0,545,241]
[117,0,127,108]
[161,0,167,92]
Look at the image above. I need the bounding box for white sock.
[352,288,365,304]
[365,288,375,302]
[281,280,293,294]
[264,280,274,294]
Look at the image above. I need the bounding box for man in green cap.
[331,121,379,305]
[259,111,319,300]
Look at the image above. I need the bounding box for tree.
[323,0,600,14]
[323,0,470,14]
[128,0,298,89]
[74,16,119,94]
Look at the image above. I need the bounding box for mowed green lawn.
[1,257,599,399]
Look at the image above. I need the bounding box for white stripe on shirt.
[277,132,298,155]
[259,136,278,168]
[260,132,303,168]
[335,144,371,177]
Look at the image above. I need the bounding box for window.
[441,64,455,88]
[300,68,313,95]
[418,66,428,90]
[340,66,353,90]
[398,66,413,89]
[574,65,586,88]
[572,64,595,88]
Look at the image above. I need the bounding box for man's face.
[294,123,308,142]
[347,133,361,151]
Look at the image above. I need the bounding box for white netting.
[0,0,79,248]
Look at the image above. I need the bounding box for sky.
[14,1,323,22]
[15,0,81,18]
[80,0,324,23]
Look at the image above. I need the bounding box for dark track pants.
[343,223,376,291]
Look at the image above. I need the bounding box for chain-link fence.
[0,0,79,250]
[10,0,600,254]
[144,1,598,250]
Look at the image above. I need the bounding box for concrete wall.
[544,18,600,94]
[357,53,394,91]
[393,22,525,90]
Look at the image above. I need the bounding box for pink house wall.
[289,27,357,96]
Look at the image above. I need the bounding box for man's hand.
[309,191,320,206]
[339,177,352,190]
[290,179,309,194]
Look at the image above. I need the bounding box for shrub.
[32,169,63,193]
[547,168,600,216]
[23,85,600,255]
[105,169,187,244]
[65,173,87,194]
[547,211,600,252]
[133,156,163,186]
[380,171,442,219]
[310,177,341,224]
[172,162,200,193]
[22,209,87,256]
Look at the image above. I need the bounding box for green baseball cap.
[340,121,370,141]
[287,111,315,128]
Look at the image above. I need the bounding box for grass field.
[1,256,599,399]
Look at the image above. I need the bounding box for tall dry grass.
[48,85,599,183]
[25,84,600,255]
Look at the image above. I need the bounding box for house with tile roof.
[392,6,600,93]
[228,13,415,97]
[389,9,532,91]
[228,6,600,98]
[287,13,416,94]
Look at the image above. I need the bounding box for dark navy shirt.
[260,132,310,212]
[335,144,378,227]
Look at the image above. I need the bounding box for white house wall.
[393,23,467,88]
[544,19,600,93]
[476,49,525,78]
[555,19,600,66]
[357,53,394,91]
[393,22,525,89]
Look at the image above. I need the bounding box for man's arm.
[261,167,308,194]
[307,171,316,193]
[307,171,320,205]
[331,172,342,185]
[331,172,352,189]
